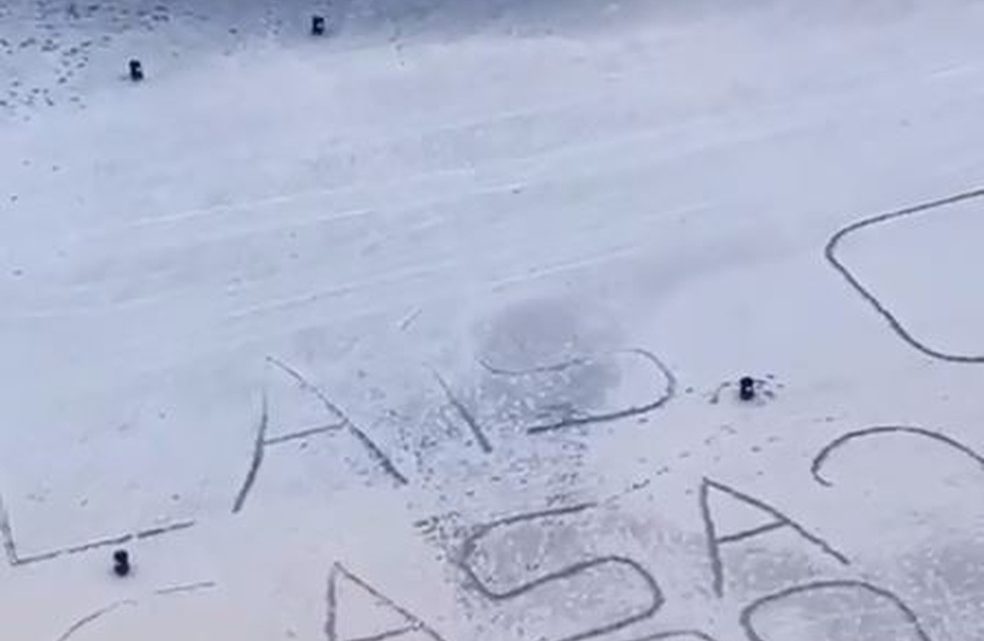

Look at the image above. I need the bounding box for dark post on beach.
[113,549,131,577]
[129,59,144,82]
[739,376,756,402]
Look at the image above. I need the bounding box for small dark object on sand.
[739,376,756,401]
[128,59,143,82]
[113,549,131,577]
[311,15,326,36]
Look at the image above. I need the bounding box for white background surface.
[1,1,983,640]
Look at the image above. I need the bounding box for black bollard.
[113,549,131,577]
[738,376,756,402]
[311,15,326,36]
[128,59,144,82]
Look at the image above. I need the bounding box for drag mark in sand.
[811,425,984,487]
[232,391,272,514]
[433,370,493,453]
[1,487,194,567]
[154,581,218,596]
[628,631,720,641]
[232,357,408,513]
[54,600,138,641]
[825,186,984,363]
[699,478,849,598]
[459,503,664,641]
[54,582,218,641]
[326,562,448,641]
[266,357,407,486]
[740,579,933,641]
[480,348,676,435]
